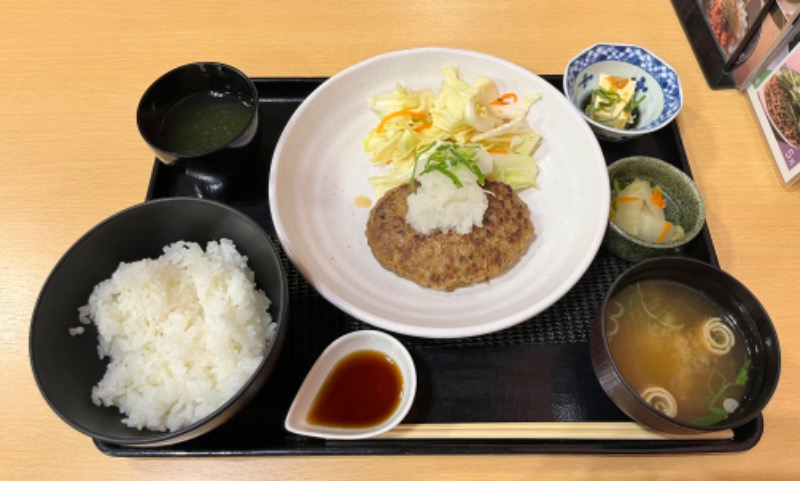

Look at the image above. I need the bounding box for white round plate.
[269,47,609,338]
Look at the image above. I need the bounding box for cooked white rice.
[68,326,85,336]
[82,238,275,432]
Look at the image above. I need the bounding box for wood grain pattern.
[2,1,798,479]
[376,423,733,440]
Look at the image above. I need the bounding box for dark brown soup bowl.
[590,257,780,434]
[29,198,288,447]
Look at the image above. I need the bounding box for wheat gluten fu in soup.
[79,239,275,432]
[605,279,750,426]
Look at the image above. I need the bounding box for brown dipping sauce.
[307,349,403,428]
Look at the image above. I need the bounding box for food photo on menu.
[748,39,800,185]
[702,0,757,59]
[692,0,800,89]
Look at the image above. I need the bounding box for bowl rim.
[29,197,289,446]
[562,42,683,136]
[592,256,781,433]
[606,156,706,249]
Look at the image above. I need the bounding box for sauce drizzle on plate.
[354,195,373,208]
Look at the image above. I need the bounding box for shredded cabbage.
[363,66,543,197]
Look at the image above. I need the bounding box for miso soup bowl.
[590,257,780,434]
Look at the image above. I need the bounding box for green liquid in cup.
[157,92,254,155]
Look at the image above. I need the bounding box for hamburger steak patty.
[365,181,534,291]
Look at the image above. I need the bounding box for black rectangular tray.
[96,75,763,456]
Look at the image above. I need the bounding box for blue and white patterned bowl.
[563,43,683,142]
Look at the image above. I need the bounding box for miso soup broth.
[605,279,751,426]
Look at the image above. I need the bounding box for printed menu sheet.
[748,40,800,186]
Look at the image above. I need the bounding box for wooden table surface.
[3,1,798,479]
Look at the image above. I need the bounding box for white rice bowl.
[80,238,275,432]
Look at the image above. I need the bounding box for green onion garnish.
[409,143,485,192]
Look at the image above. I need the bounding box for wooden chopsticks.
[375,422,733,441]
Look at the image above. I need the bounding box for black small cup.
[137,62,260,198]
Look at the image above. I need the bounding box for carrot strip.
[614,196,640,203]
[652,187,667,208]
[415,122,432,132]
[656,222,673,243]
[487,148,509,154]
[490,93,518,105]
[376,109,427,133]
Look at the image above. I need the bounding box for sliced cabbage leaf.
[367,83,435,118]
[489,93,542,121]
[368,162,415,198]
[486,152,539,190]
